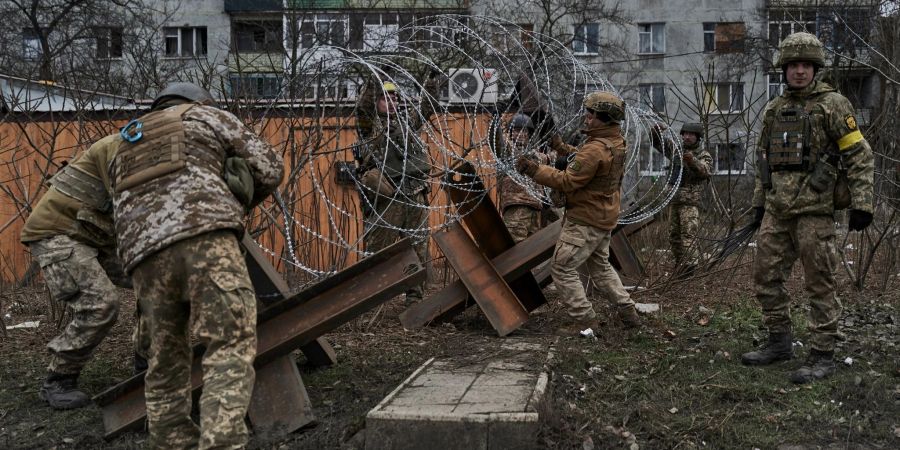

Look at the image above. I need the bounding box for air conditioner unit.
[447,68,498,104]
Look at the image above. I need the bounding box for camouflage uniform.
[650,131,713,265]
[532,116,636,323]
[20,135,144,378]
[111,100,283,448]
[752,80,874,352]
[355,80,440,301]
[500,148,553,243]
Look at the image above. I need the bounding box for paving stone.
[365,338,550,450]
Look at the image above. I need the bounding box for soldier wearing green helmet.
[650,122,713,277]
[515,91,641,335]
[741,32,875,384]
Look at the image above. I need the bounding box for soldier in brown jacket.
[516,92,640,335]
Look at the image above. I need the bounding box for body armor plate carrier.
[113,104,195,193]
[767,107,815,172]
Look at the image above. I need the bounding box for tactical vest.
[113,104,220,193]
[590,137,626,194]
[766,100,831,172]
[49,164,110,212]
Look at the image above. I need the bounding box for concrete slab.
[365,339,550,450]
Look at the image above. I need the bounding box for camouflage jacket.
[534,123,626,230]
[498,138,554,211]
[752,81,874,218]
[21,134,120,249]
[355,79,440,187]
[649,132,713,207]
[111,104,284,273]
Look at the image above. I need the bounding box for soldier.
[651,122,713,276]
[516,91,641,335]
[498,113,553,242]
[20,134,147,409]
[111,82,283,448]
[354,75,442,304]
[740,33,874,384]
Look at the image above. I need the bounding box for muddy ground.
[1,263,898,449]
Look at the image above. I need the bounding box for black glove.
[554,155,570,171]
[848,209,873,231]
[751,207,765,228]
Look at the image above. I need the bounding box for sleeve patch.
[837,130,864,151]
[845,115,857,130]
[568,160,582,173]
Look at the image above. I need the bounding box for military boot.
[741,332,793,366]
[617,304,641,328]
[790,349,836,384]
[40,372,91,410]
[555,317,601,337]
[134,352,149,375]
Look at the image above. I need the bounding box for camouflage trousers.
[754,214,842,352]
[669,203,700,265]
[131,230,256,450]
[503,205,542,243]
[365,190,429,300]
[30,235,119,375]
[551,220,635,320]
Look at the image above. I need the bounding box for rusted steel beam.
[608,218,654,283]
[248,355,315,442]
[442,162,547,311]
[400,220,561,329]
[95,239,425,439]
[241,234,337,367]
[432,223,529,336]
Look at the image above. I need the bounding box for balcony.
[287,0,467,9]
[224,0,283,12]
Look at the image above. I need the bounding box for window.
[704,82,744,113]
[296,75,357,101]
[638,141,667,176]
[768,9,816,49]
[638,23,665,54]
[363,14,399,52]
[573,23,600,55]
[230,74,282,99]
[164,27,207,57]
[300,14,346,49]
[233,21,282,52]
[703,23,715,52]
[703,22,746,53]
[94,27,123,59]
[768,73,784,100]
[638,84,666,111]
[22,28,43,60]
[492,23,533,53]
[711,142,747,174]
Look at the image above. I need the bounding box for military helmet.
[680,122,704,138]
[776,32,826,68]
[151,82,217,110]
[583,91,626,122]
[508,113,534,131]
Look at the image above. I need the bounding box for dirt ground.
[1,262,898,449]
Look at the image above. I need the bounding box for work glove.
[751,207,765,228]
[848,209,873,231]
[683,153,694,164]
[515,155,539,177]
[554,155,571,171]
